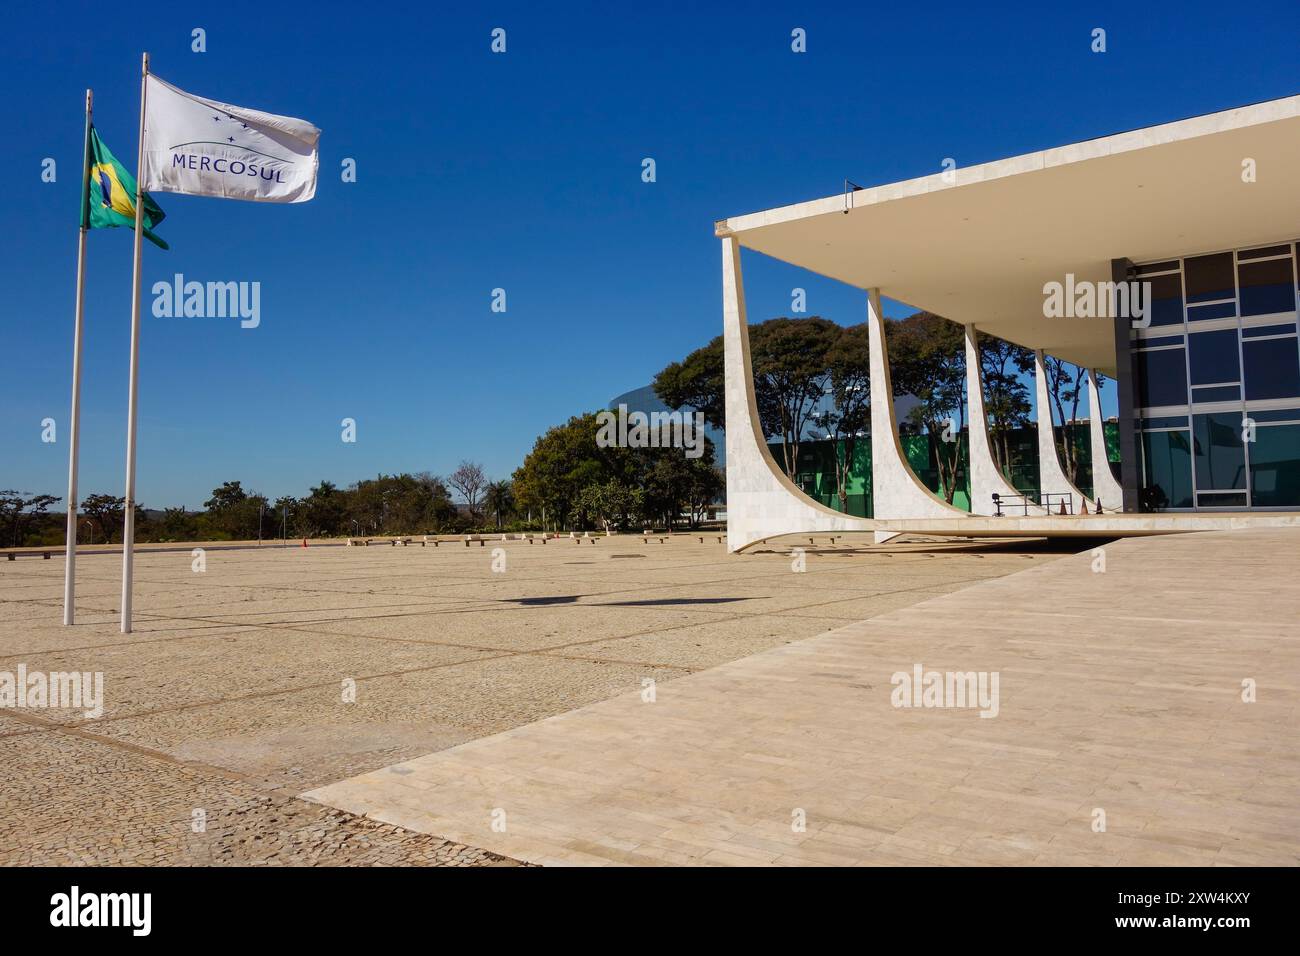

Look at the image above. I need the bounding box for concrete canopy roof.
[716,95,1300,375]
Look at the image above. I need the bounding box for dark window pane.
[1137,348,1188,408]
[1249,424,1300,506]
[1191,384,1241,403]
[1243,337,1300,400]
[1197,491,1248,507]
[1193,412,1248,490]
[1184,252,1235,303]
[1140,415,1190,429]
[1243,323,1297,338]
[1250,407,1300,423]
[1238,245,1291,261]
[1239,257,1296,316]
[1187,329,1240,385]
[1140,430,1193,509]
[1187,301,1237,322]
[1147,272,1184,327]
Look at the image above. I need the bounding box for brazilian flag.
[84,126,168,250]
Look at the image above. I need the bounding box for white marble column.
[721,236,871,552]
[866,288,967,542]
[964,325,1041,515]
[1086,369,1123,512]
[1034,349,1092,514]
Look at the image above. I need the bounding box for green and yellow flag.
[84,126,168,250]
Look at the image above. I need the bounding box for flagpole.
[121,52,149,634]
[62,88,93,626]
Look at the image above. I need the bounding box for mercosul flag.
[142,74,319,203]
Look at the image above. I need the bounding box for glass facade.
[1133,242,1300,510]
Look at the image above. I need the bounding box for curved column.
[1034,349,1092,514]
[721,237,872,552]
[1086,369,1124,512]
[866,288,966,544]
[964,325,1042,515]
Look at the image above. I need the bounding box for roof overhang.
[716,95,1300,375]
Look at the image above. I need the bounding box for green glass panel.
[1140,430,1193,510]
[1192,413,1248,491]
[1249,424,1300,506]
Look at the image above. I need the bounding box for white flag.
[142,74,319,203]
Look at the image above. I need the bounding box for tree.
[684,459,725,528]
[0,491,61,547]
[154,507,198,541]
[484,480,515,529]
[272,496,298,539]
[342,473,457,535]
[512,414,615,531]
[749,317,840,477]
[654,318,845,480]
[571,480,640,533]
[205,481,247,510]
[201,481,266,540]
[977,332,1033,477]
[818,323,871,512]
[652,336,725,429]
[448,461,488,519]
[888,313,966,503]
[81,493,126,544]
[298,480,345,538]
[511,411,722,532]
[639,428,723,530]
[1044,357,1086,486]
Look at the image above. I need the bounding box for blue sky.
[3,1,1297,508]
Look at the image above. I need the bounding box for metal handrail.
[992,492,1077,516]
[1041,492,1075,515]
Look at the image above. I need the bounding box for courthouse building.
[714,95,1300,550]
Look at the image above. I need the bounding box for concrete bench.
[6,551,53,560]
